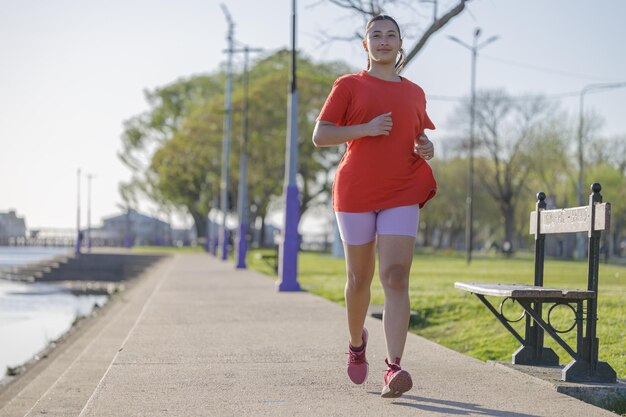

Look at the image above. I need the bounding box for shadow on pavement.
[367,392,542,417]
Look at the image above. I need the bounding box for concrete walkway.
[0,253,616,416]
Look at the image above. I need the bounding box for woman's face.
[363,19,402,67]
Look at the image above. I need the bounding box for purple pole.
[204,212,210,252]
[74,168,81,254]
[86,173,93,251]
[236,47,257,269]
[124,209,133,248]
[277,0,301,292]
[236,224,248,268]
[219,4,234,261]
[211,194,219,255]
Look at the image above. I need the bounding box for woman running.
[312,14,436,398]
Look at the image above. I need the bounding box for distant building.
[99,209,172,246]
[0,210,26,239]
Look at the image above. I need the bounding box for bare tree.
[320,0,470,69]
[467,90,557,250]
[586,133,626,256]
[587,133,626,175]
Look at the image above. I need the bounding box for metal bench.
[255,246,279,273]
[455,183,616,383]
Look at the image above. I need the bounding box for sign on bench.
[529,204,610,234]
[454,183,616,383]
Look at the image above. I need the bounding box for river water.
[0,247,107,383]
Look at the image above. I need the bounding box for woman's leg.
[344,240,377,347]
[375,204,420,362]
[335,211,377,348]
[377,234,415,361]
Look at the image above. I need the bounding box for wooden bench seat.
[454,282,595,300]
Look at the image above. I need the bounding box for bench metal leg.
[518,300,578,359]
[561,299,616,383]
[512,300,559,366]
[512,326,559,366]
[562,352,617,382]
[517,300,616,382]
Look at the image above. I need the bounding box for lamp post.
[219,3,234,261]
[235,47,251,269]
[86,174,94,251]
[233,45,262,269]
[576,82,626,259]
[448,28,498,264]
[277,0,301,291]
[75,168,81,254]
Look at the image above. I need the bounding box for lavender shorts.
[335,204,420,246]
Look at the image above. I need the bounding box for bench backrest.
[529,204,610,235]
[528,183,610,293]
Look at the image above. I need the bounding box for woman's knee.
[346,269,373,292]
[380,263,410,291]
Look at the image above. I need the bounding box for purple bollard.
[277,185,301,291]
[236,223,248,269]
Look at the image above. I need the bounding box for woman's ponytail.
[395,48,406,73]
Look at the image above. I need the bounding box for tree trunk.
[502,203,515,255]
[422,221,431,247]
[613,219,624,256]
[260,213,267,247]
[189,208,207,241]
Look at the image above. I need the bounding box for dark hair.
[364,15,406,73]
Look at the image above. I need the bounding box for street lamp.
[75,168,81,254]
[233,45,262,269]
[575,82,626,258]
[448,28,498,264]
[277,0,301,291]
[219,3,234,261]
[86,174,95,251]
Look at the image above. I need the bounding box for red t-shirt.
[317,70,437,212]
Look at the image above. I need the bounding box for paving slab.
[0,253,617,416]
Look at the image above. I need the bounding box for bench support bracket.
[475,294,559,366]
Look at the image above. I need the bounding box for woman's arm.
[312,112,393,148]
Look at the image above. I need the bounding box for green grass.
[131,245,205,253]
[248,249,626,378]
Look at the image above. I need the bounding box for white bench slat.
[529,203,610,234]
[454,282,595,300]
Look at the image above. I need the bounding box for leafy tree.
[120,75,224,170]
[149,106,221,237]
[118,74,225,231]
[425,156,501,250]
[219,50,351,236]
[251,51,351,215]
[126,50,349,237]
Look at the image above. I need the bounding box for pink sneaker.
[381,358,412,398]
[346,328,368,384]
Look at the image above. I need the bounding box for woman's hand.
[366,112,393,136]
[414,133,434,160]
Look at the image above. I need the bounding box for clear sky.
[1,0,625,230]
